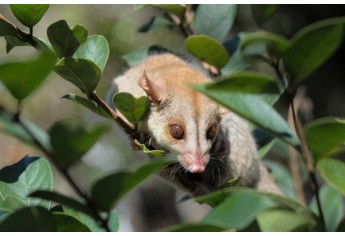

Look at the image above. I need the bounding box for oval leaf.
[185,35,229,69]
[0,196,26,212]
[62,94,111,119]
[54,57,101,94]
[113,92,150,123]
[257,209,315,231]
[283,17,345,85]
[52,212,90,232]
[30,190,95,218]
[305,117,345,161]
[0,156,53,209]
[240,31,289,56]
[251,5,277,25]
[10,4,49,28]
[150,4,186,19]
[317,158,345,196]
[138,16,173,33]
[190,80,300,150]
[47,20,88,58]
[0,206,55,231]
[0,52,56,100]
[194,4,237,42]
[91,159,173,211]
[49,120,110,168]
[0,16,18,37]
[74,35,109,72]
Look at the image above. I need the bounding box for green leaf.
[62,94,111,119]
[49,120,109,168]
[91,158,173,211]
[52,212,90,232]
[185,35,229,69]
[4,35,28,53]
[138,16,173,33]
[74,35,109,72]
[262,160,296,200]
[30,190,95,218]
[251,5,277,24]
[0,52,56,100]
[304,117,345,161]
[150,4,186,19]
[47,20,88,58]
[283,17,345,85]
[0,206,55,231]
[317,159,345,196]
[0,156,53,209]
[310,184,343,232]
[10,4,49,28]
[258,139,276,159]
[257,209,315,231]
[133,4,145,10]
[240,31,289,56]
[190,81,300,150]
[164,222,226,232]
[54,57,101,94]
[209,71,279,94]
[62,207,119,232]
[0,16,18,36]
[121,46,151,67]
[201,190,274,229]
[113,92,150,123]
[134,139,165,156]
[194,4,237,42]
[0,196,26,212]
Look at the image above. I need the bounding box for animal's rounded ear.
[138,71,162,104]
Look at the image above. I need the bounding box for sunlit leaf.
[54,57,101,95]
[304,117,345,161]
[317,158,345,196]
[91,158,173,211]
[283,17,345,85]
[185,35,229,69]
[257,209,315,231]
[10,4,49,28]
[0,196,26,212]
[49,120,110,168]
[113,92,150,123]
[134,139,165,156]
[0,156,52,209]
[194,4,237,42]
[47,20,88,58]
[74,35,109,72]
[0,52,56,100]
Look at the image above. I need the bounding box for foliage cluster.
[0,4,345,232]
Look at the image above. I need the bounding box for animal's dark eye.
[207,124,218,140]
[170,124,184,140]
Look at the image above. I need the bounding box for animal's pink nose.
[188,164,205,173]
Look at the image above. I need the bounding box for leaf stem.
[13,111,111,232]
[289,95,325,229]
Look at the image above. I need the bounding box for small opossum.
[110,53,282,196]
